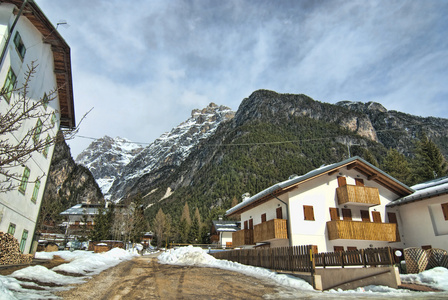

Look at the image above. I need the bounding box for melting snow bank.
[0,248,139,300]
[159,246,448,298]
[158,246,315,291]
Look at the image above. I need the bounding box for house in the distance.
[210,218,240,248]
[387,176,448,251]
[0,0,75,254]
[227,156,413,252]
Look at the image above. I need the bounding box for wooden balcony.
[232,229,254,247]
[327,220,399,242]
[337,185,380,207]
[254,219,288,243]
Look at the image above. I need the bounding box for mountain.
[77,103,235,201]
[75,136,144,196]
[76,90,448,224]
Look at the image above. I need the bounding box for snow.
[159,246,448,298]
[0,248,139,299]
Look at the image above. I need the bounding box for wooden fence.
[211,246,395,273]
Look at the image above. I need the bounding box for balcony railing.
[336,185,380,206]
[254,219,288,243]
[232,229,254,247]
[326,220,399,242]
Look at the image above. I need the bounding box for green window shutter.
[42,93,49,110]
[34,119,43,144]
[8,223,16,235]
[31,179,40,203]
[43,135,51,158]
[13,32,26,59]
[51,112,57,128]
[2,68,17,103]
[18,166,30,194]
[19,230,28,253]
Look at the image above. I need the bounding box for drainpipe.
[272,194,292,247]
[0,0,29,68]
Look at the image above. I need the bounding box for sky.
[33,0,448,157]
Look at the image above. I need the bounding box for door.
[337,176,347,187]
[329,207,340,221]
[355,178,364,186]
[372,211,382,223]
[361,210,370,222]
[261,213,266,223]
[342,208,352,221]
[276,207,283,219]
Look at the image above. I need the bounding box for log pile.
[0,232,33,265]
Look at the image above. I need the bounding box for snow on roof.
[60,203,102,215]
[212,220,240,232]
[227,156,411,216]
[388,176,448,207]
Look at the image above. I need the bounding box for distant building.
[227,156,413,252]
[388,176,448,251]
[0,0,75,254]
[210,218,240,248]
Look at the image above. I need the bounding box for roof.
[60,204,101,216]
[227,156,414,216]
[4,0,75,128]
[212,220,240,232]
[387,176,448,207]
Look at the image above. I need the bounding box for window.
[18,166,30,194]
[276,207,283,219]
[303,205,315,221]
[42,93,49,110]
[342,208,352,221]
[361,210,370,222]
[2,68,17,103]
[13,31,26,59]
[347,246,357,251]
[334,246,344,252]
[34,119,43,143]
[442,203,448,221]
[31,179,40,203]
[51,112,57,127]
[43,135,51,158]
[7,223,16,235]
[337,176,347,187]
[372,211,382,223]
[19,230,28,253]
[329,207,340,221]
[261,213,266,223]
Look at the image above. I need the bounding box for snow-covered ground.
[1,246,447,299]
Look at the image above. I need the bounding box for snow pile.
[159,246,314,291]
[0,248,139,299]
[401,267,448,291]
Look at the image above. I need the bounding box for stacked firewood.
[0,232,33,265]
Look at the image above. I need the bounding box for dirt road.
[56,255,304,299]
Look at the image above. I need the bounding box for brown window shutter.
[261,213,266,223]
[442,203,448,221]
[347,246,357,251]
[342,208,352,221]
[276,207,283,219]
[355,178,364,186]
[337,176,347,187]
[387,212,398,224]
[329,207,340,221]
[334,246,344,252]
[304,205,315,221]
[249,218,253,230]
[361,210,370,222]
[372,211,382,223]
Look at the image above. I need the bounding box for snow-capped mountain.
[75,136,144,195]
[78,103,235,201]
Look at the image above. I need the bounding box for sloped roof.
[60,204,101,216]
[212,220,240,232]
[227,156,414,216]
[4,0,75,128]
[387,176,448,207]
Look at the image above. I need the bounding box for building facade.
[227,157,413,252]
[0,0,75,254]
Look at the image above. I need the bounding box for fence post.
[310,246,316,289]
[340,251,345,268]
[361,249,366,267]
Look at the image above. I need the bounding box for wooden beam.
[368,173,378,180]
[328,169,339,176]
[347,163,357,170]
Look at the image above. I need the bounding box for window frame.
[19,230,28,253]
[13,31,26,60]
[33,118,43,144]
[43,135,51,158]
[8,223,16,235]
[31,178,40,203]
[2,67,17,103]
[18,166,30,194]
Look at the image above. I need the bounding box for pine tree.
[414,133,448,182]
[381,149,412,185]
[153,208,170,248]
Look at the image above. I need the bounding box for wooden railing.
[314,247,394,268]
[232,229,254,247]
[327,220,398,241]
[254,219,288,243]
[336,185,380,206]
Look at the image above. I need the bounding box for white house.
[0,0,75,254]
[227,156,413,252]
[210,219,240,248]
[387,176,448,251]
